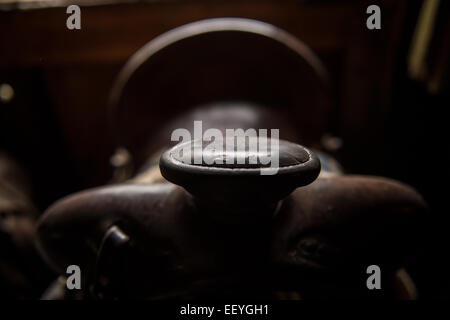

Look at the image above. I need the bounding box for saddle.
[36,18,427,299]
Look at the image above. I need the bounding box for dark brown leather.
[36,170,426,298]
[36,18,427,299]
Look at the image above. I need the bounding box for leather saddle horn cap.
[159,138,321,221]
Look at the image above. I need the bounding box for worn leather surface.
[36,171,426,298]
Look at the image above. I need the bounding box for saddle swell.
[36,164,427,299]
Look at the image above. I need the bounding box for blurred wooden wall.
[0,0,419,196]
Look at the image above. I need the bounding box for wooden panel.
[0,0,410,186]
[0,1,359,68]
